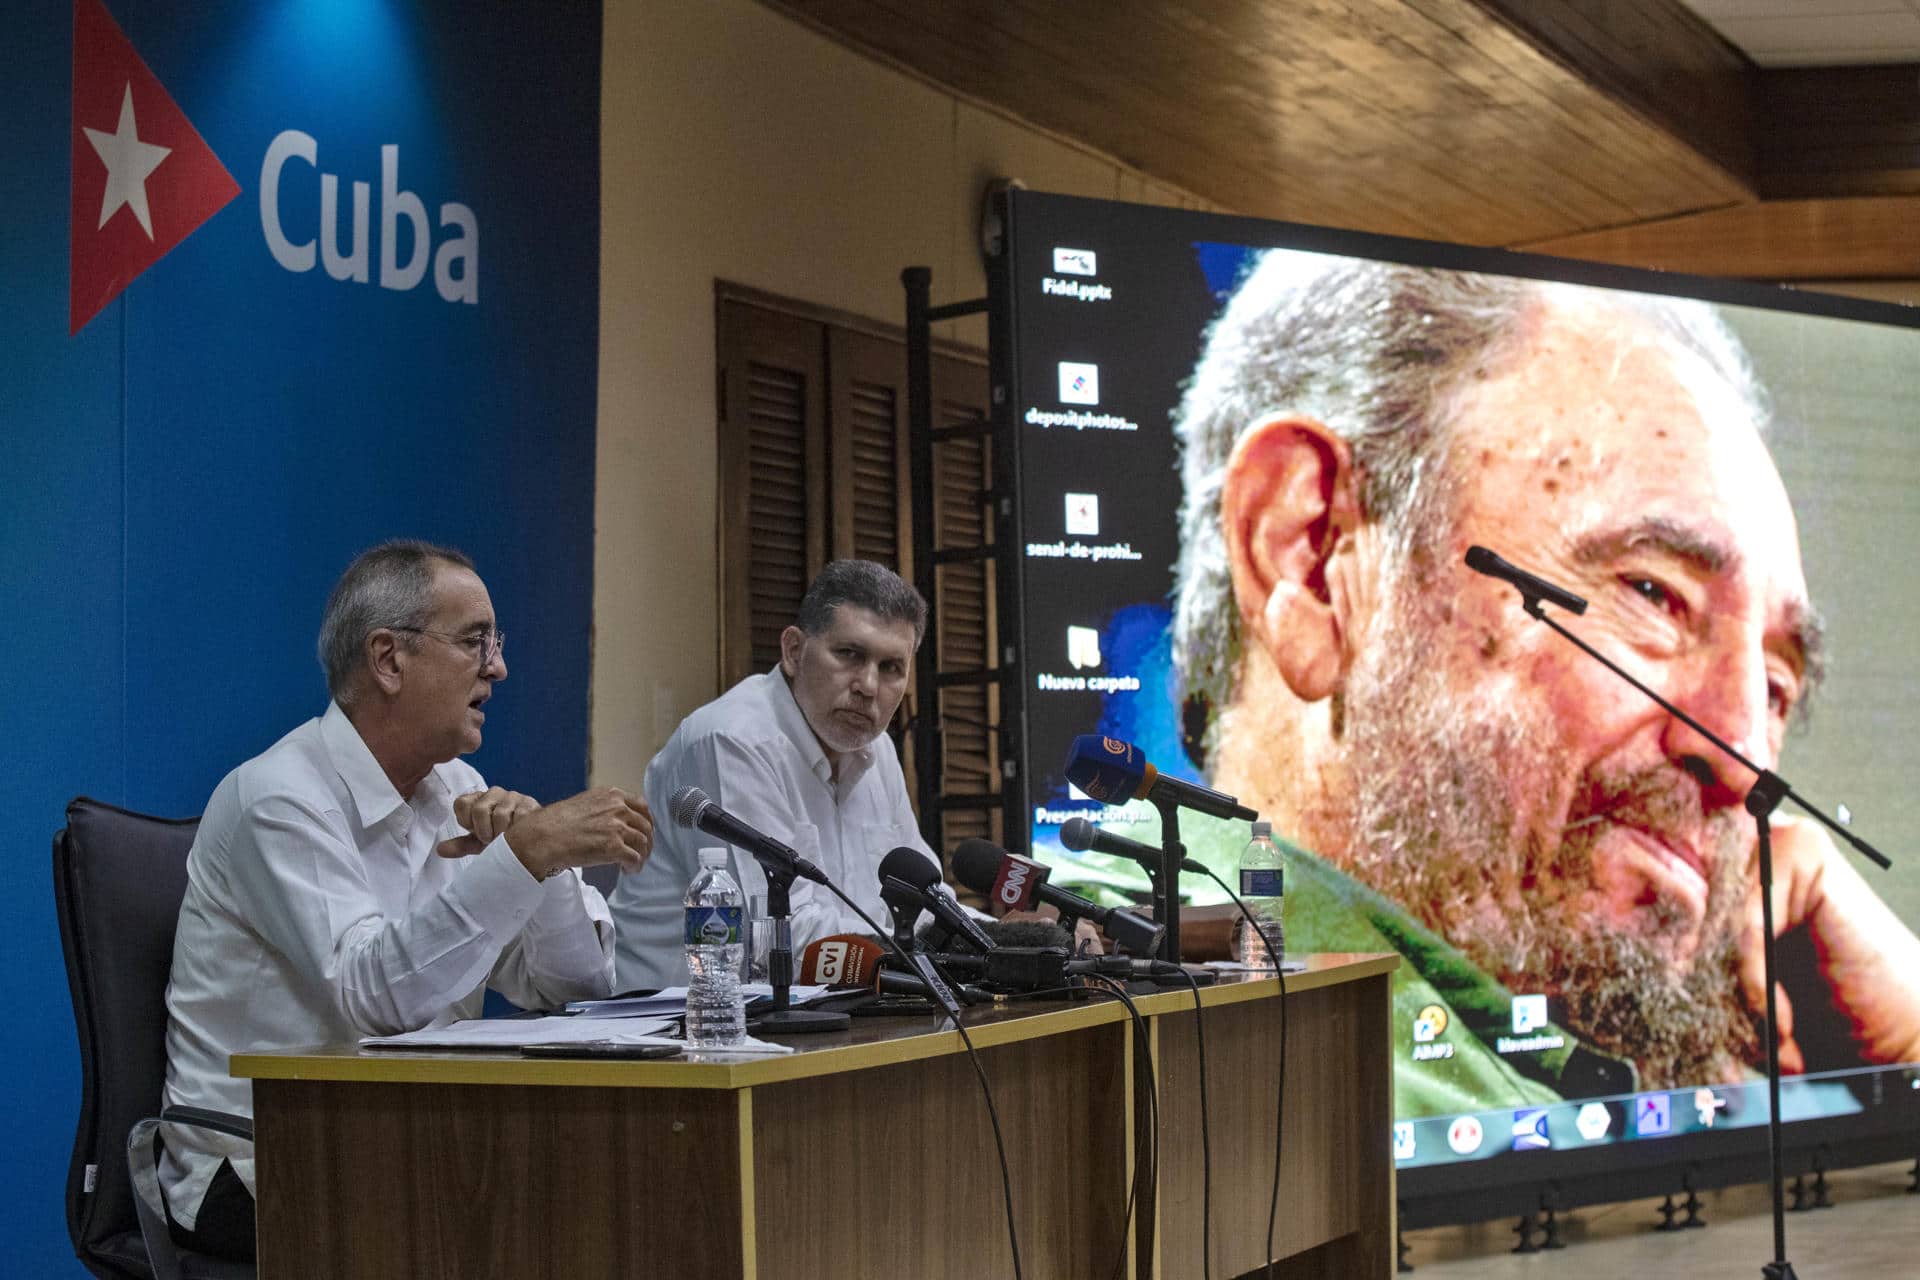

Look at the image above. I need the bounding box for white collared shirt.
[610,668,935,990]
[160,702,614,1226]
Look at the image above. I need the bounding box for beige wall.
[592,0,1212,787]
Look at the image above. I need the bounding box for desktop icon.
[1693,1088,1726,1128]
[1052,247,1097,276]
[1575,1102,1612,1141]
[1066,626,1102,670]
[1393,1122,1416,1161]
[1058,361,1100,405]
[1065,492,1100,536]
[1412,1004,1448,1044]
[1511,1109,1550,1152]
[1634,1093,1672,1137]
[1511,993,1549,1034]
[1446,1115,1484,1156]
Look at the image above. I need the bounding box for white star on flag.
[84,84,171,239]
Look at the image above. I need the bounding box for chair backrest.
[54,797,201,1279]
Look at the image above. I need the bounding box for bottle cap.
[1251,820,1272,838]
[698,847,728,867]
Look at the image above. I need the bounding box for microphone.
[1464,545,1587,616]
[798,934,987,1004]
[797,934,889,987]
[668,786,828,884]
[950,839,1166,957]
[880,875,926,946]
[1062,735,1257,823]
[979,918,1073,951]
[1059,817,1207,875]
[877,846,998,954]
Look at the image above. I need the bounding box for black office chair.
[54,797,255,1280]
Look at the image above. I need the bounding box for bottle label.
[685,905,743,945]
[1240,868,1284,898]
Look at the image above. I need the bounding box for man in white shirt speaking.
[612,560,933,990]
[160,540,653,1261]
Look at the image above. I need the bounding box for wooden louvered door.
[718,300,827,690]
[827,328,912,570]
[715,287,990,829]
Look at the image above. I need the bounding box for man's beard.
[1333,582,1759,1089]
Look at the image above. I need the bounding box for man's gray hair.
[797,559,928,647]
[1172,250,1768,748]
[318,540,475,704]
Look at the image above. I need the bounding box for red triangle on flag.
[69,0,240,335]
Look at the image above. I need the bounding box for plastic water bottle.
[684,847,746,1047]
[1234,821,1285,968]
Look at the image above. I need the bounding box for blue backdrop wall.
[3,1,603,1271]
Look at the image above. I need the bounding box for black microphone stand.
[1149,795,1186,964]
[1510,588,1890,1280]
[879,877,965,1015]
[750,861,850,1034]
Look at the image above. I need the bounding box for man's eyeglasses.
[393,626,505,669]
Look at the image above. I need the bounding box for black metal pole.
[1512,591,1891,1280]
[1152,794,1184,963]
[752,863,849,1034]
[902,267,942,856]
[1753,798,1797,1280]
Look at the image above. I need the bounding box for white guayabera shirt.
[160,701,614,1227]
[611,668,936,991]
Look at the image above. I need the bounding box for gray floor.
[1402,1162,1919,1278]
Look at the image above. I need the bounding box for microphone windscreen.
[1058,817,1095,852]
[950,839,1011,894]
[797,934,889,988]
[877,845,941,891]
[980,918,1073,950]
[1464,544,1500,576]
[669,785,708,828]
[1063,734,1150,804]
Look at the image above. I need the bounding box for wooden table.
[233,952,1396,1279]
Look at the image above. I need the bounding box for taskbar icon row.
[1390,1075,1858,1167]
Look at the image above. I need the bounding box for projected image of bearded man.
[1171,253,1920,1108]
[1341,527,1760,1089]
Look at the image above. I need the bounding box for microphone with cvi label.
[797,933,890,987]
[797,934,987,1005]
[950,839,1166,957]
[1062,734,1257,822]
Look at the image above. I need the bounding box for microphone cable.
[1164,964,1214,1280]
[817,879,1025,1280]
[1078,974,1158,1280]
[1191,865,1290,1280]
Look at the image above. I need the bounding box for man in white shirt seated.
[611,560,937,989]
[159,540,654,1261]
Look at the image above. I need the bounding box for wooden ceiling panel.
[767,0,1752,244]
[1518,195,1920,280]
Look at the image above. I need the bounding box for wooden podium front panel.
[254,1078,751,1278]
[1147,971,1393,1279]
[751,1015,1135,1279]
